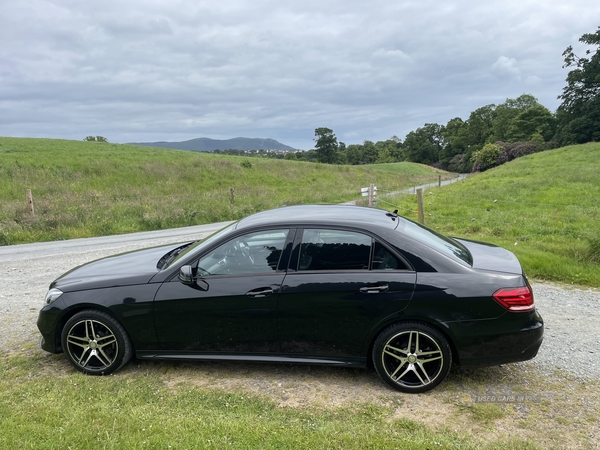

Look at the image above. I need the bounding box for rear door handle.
[245,287,274,298]
[360,284,389,294]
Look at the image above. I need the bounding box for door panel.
[154,274,284,352]
[278,271,416,357]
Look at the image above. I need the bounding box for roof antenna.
[386,210,399,220]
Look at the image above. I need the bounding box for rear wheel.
[373,322,451,393]
[61,310,132,375]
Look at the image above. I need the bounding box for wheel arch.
[364,316,460,369]
[60,307,134,375]
[52,304,128,354]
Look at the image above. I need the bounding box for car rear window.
[398,219,472,266]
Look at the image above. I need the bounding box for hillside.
[388,142,600,286]
[0,137,449,244]
[129,137,297,152]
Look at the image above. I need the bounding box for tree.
[83,136,108,142]
[314,128,340,164]
[491,94,541,142]
[555,26,600,144]
[345,144,364,165]
[440,118,469,168]
[375,139,404,163]
[360,140,378,164]
[505,104,555,142]
[403,123,444,165]
[466,104,496,149]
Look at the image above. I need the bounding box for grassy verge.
[384,143,600,286]
[0,137,453,245]
[1,349,598,449]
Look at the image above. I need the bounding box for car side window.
[298,229,371,271]
[196,229,289,276]
[373,241,406,270]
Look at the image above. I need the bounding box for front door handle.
[360,284,389,294]
[245,287,274,298]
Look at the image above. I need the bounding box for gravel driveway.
[1,224,599,381]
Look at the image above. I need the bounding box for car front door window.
[197,229,289,276]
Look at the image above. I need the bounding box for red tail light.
[493,287,534,312]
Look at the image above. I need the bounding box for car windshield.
[397,218,472,266]
[165,223,236,268]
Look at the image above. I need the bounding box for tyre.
[372,322,451,393]
[61,309,133,375]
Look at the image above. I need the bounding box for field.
[2,137,600,449]
[0,137,452,245]
[1,350,598,450]
[386,142,600,286]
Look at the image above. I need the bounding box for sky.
[1,0,598,150]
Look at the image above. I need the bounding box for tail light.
[493,286,534,312]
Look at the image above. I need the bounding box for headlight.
[45,288,63,305]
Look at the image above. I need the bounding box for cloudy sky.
[1,0,598,149]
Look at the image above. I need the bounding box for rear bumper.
[452,309,544,366]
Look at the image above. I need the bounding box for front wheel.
[372,322,451,393]
[61,309,133,375]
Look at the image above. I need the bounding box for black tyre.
[61,309,133,375]
[372,322,451,393]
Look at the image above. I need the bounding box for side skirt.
[136,352,366,367]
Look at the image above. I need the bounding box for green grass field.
[2,138,599,449]
[3,351,595,450]
[1,137,599,286]
[0,137,450,245]
[385,142,600,286]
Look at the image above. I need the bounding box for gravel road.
[1,224,599,381]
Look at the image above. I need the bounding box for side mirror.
[179,265,194,285]
[196,279,209,291]
[179,265,209,291]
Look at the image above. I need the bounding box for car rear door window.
[299,229,371,271]
[297,229,410,271]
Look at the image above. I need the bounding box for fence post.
[368,183,375,207]
[230,187,235,204]
[416,188,425,225]
[26,189,35,217]
[438,175,441,187]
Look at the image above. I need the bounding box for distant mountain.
[129,137,297,152]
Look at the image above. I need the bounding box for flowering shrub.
[471,143,503,172]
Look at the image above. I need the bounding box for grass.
[1,349,598,449]
[0,354,468,449]
[0,137,453,245]
[385,142,600,286]
[3,138,600,449]
[1,137,598,285]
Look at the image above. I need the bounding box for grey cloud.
[1,0,599,149]
[491,56,522,80]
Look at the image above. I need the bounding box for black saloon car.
[38,205,543,393]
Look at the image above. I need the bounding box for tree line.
[306,26,600,172]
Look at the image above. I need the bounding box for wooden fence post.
[416,188,425,225]
[26,189,35,217]
[438,175,441,187]
[368,183,375,207]
[230,187,235,204]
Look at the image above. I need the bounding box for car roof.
[235,205,400,230]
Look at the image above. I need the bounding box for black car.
[37,205,543,393]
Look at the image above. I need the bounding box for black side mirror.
[179,265,209,291]
[179,265,194,285]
